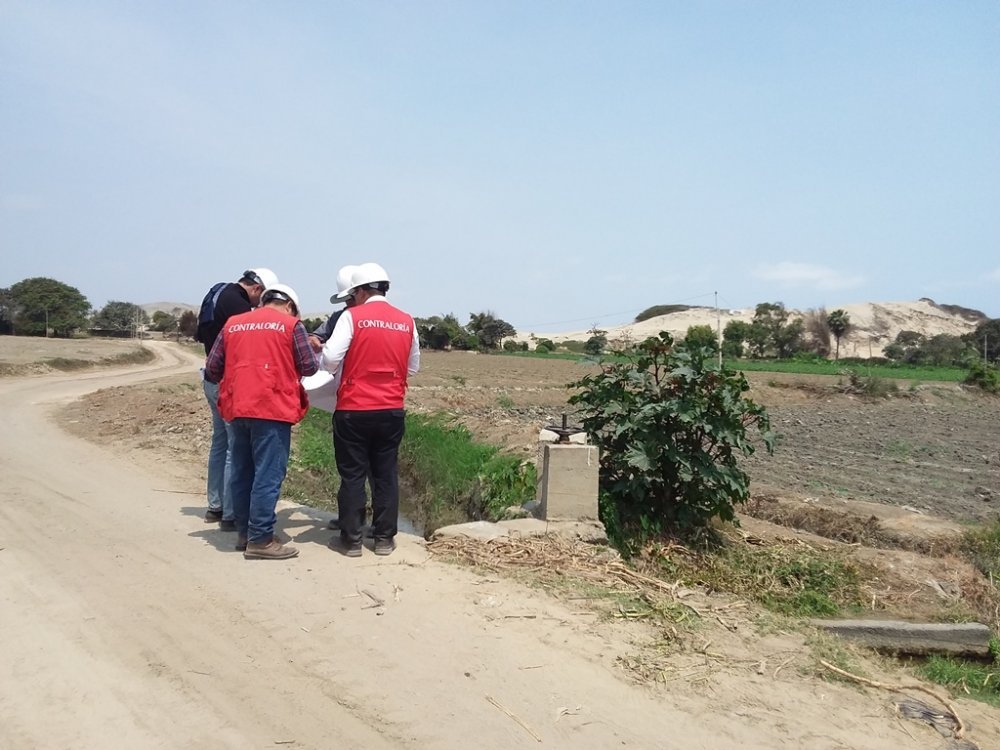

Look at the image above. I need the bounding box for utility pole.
[715,291,722,368]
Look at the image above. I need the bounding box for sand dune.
[517,299,988,357]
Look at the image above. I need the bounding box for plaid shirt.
[205,318,318,384]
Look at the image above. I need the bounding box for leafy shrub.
[534,338,555,353]
[683,324,717,353]
[840,369,899,398]
[965,362,1000,394]
[478,455,537,521]
[569,332,774,547]
[584,332,607,355]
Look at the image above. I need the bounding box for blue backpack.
[194,282,227,343]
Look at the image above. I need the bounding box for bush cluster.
[569,332,774,550]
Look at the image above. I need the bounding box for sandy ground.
[2,341,999,749]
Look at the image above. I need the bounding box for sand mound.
[518,299,987,357]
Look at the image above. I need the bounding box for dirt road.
[1,342,994,749]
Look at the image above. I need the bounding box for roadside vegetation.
[286,408,535,533]
[42,348,157,370]
[570,332,774,546]
[918,643,1000,708]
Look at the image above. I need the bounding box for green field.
[500,350,968,382]
[727,358,967,382]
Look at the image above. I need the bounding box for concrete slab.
[432,521,509,541]
[497,518,607,544]
[812,619,992,657]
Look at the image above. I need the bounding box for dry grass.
[427,534,717,626]
[745,495,962,556]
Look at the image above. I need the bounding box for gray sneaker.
[373,538,396,556]
[330,536,362,558]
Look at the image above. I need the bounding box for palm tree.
[827,309,851,360]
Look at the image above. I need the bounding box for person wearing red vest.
[320,262,420,557]
[198,266,277,530]
[205,284,318,560]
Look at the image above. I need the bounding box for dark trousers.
[333,409,405,544]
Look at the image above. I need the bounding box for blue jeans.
[203,378,234,521]
[228,417,291,544]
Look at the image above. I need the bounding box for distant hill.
[141,301,333,321]
[140,302,197,316]
[516,299,989,358]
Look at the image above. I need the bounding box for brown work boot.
[244,539,299,560]
[237,532,284,551]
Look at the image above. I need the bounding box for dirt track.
[2,341,999,749]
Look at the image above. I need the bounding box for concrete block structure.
[537,443,600,521]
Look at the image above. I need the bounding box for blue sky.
[1,1,998,332]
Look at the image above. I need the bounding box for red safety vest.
[218,306,309,424]
[337,300,415,411]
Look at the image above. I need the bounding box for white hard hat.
[329,264,360,304]
[246,267,279,289]
[261,283,301,314]
[349,262,390,291]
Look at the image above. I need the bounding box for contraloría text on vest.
[357,320,411,332]
[228,321,287,334]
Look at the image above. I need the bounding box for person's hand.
[308,335,323,352]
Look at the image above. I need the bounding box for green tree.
[774,318,805,358]
[9,277,90,337]
[683,324,718,354]
[827,309,851,360]
[748,302,804,358]
[0,287,14,334]
[534,338,556,353]
[92,301,149,332]
[923,334,973,366]
[569,332,774,546]
[178,310,198,339]
[722,320,751,358]
[150,310,177,333]
[885,330,927,363]
[468,311,516,350]
[584,329,608,356]
[964,319,1000,363]
[416,313,466,350]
